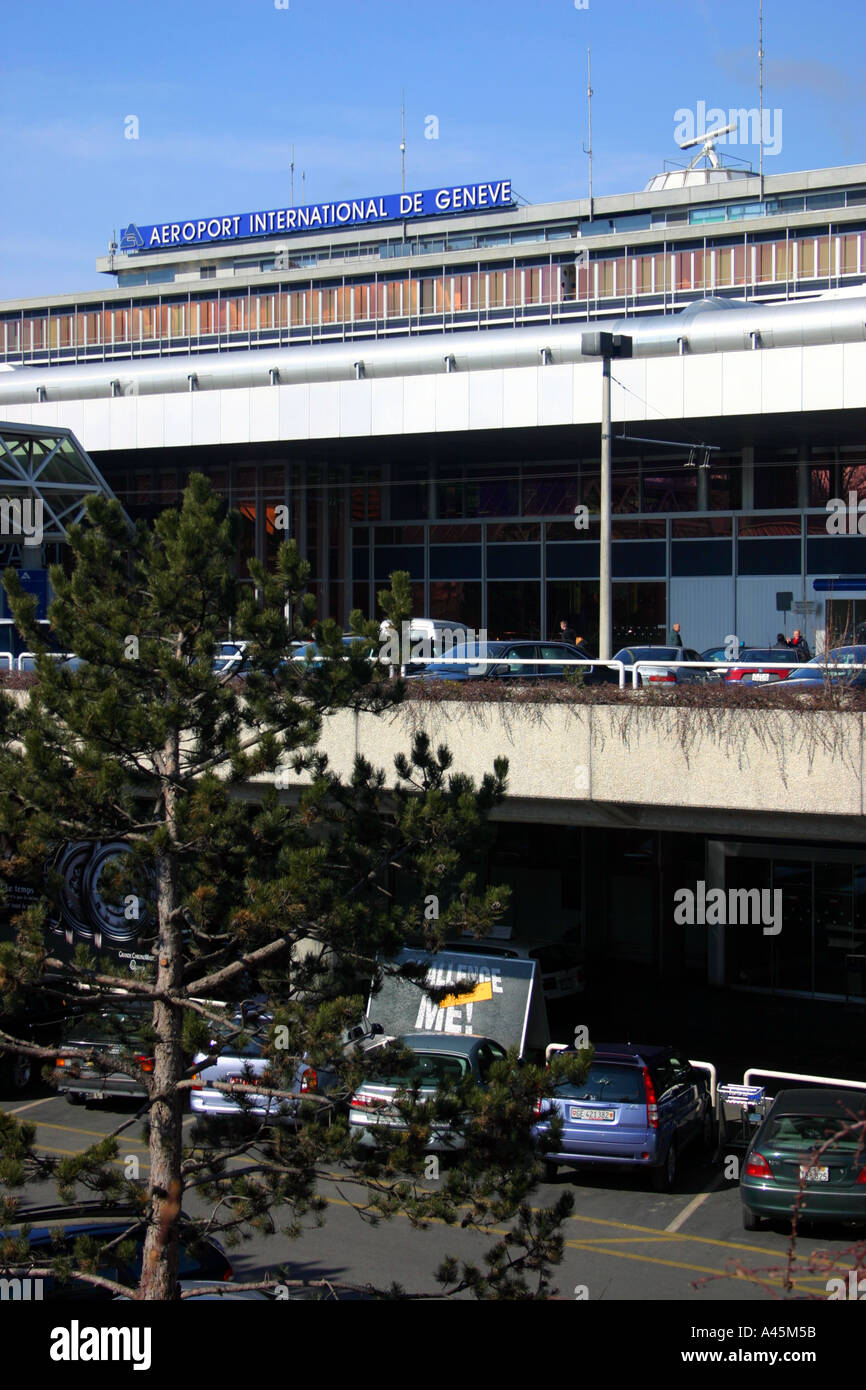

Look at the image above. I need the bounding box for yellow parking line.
[34,1145,151,1169]
[314,1190,829,1293]
[33,1122,148,1145]
[555,1208,795,1259]
[5,1097,56,1114]
[561,1235,819,1291]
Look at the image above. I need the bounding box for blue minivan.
[533,1042,714,1192]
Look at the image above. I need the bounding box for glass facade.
[93,437,866,647]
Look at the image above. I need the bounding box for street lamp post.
[581,331,632,660]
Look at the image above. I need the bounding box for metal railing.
[743,1067,866,1094]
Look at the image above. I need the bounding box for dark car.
[612,646,708,686]
[412,640,620,685]
[54,1002,155,1105]
[348,1033,509,1153]
[533,1042,714,1191]
[0,990,74,1094]
[724,647,808,684]
[0,1203,232,1300]
[740,1088,866,1231]
[777,645,866,691]
[700,643,751,663]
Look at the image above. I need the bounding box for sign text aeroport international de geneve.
[120,179,513,253]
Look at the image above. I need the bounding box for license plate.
[799,1165,829,1182]
[751,672,770,682]
[570,1107,614,1122]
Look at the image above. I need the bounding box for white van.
[378,618,474,669]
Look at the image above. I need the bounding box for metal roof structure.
[0,420,127,549]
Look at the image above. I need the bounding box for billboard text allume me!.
[119,180,514,252]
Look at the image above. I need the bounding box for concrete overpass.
[267,697,863,844]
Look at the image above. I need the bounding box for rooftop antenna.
[400,89,406,193]
[678,119,738,170]
[301,170,306,203]
[758,0,764,198]
[582,49,593,220]
[290,144,295,208]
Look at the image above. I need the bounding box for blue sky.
[1,0,864,300]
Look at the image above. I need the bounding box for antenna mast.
[401,89,406,192]
[758,0,764,197]
[583,49,593,220]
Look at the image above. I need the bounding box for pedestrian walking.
[667,622,683,649]
[557,618,577,645]
[790,628,812,659]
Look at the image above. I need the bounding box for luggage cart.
[717,1082,768,1149]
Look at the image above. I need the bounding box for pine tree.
[0,475,584,1300]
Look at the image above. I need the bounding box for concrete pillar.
[742,445,754,510]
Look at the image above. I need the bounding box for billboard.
[368,947,546,1056]
[2,840,156,972]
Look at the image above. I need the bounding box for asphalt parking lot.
[4,1084,862,1302]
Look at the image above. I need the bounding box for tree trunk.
[139,764,185,1299]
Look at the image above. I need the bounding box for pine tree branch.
[183,934,294,996]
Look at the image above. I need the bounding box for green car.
[740,1088,866,1230]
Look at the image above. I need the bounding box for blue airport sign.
[120,179,513,254]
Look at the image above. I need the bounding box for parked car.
[410,640,619,685]
[190,1016,388,1123]
[212,640,249,674]
[348,1033,508,1152]
[700,642,751,663]
[54,1002,155,1105]
[723,646,808,684]
[0,990,75,1094]
[740,1087,866,1231]
[0,1202,232,1299]
[777,645,866,691]
[700,642,752,681]
[533,1042,714,1191]
[612,646,709,686]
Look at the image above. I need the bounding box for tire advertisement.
[1,840,156,973]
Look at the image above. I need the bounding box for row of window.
[4,231,866,359]
[111,186,866,284]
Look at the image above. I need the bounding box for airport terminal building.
[3,155,866,651]
[2,148,866,1010]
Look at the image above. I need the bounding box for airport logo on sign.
[119,224,145,251]
[121,180,513,252]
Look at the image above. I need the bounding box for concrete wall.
[266,699,865,835]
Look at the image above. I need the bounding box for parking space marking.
[35,1144,151,1169]
[5,1097,56,1114]
[560,1234,825,1292]
[665,1174,725,1233]
[315,1191,825,1294]
[31,1121,148,1145]
[555,1207,788,1259]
